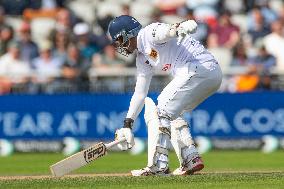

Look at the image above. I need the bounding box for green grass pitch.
[0,151,283,189]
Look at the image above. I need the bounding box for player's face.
[114,36,137,55]
[125,37,137,54]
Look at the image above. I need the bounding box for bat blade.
[50,142,107,177]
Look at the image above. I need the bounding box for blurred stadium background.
[0,0,283,163]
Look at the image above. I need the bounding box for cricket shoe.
[131,166,170,176]
[172,156,204,176]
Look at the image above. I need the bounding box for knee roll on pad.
[158,110,174,129]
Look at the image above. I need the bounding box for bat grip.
[105,137,126,149]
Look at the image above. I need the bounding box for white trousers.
[157,60,222,122]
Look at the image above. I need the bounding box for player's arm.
[125,73,152,121]
[151,20,198,45]
[115,60,153,150]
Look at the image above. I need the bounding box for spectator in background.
[155,0,186,14]
[254,0,278,24]
[233,65,260,93]
[248,7,271,44]
[256,72,273,91]
[92,44,129,92]
[27,0,65,10]
[244,0,257,12]
[185,0,219,22]
[249,46,276,91]
[97,14,114,34]
[122,4,130,15]
[0,6,8,28]
[184,8,209,45]
[53,8,75,34]
[222,0,245,14]
[150,8,163,23]
[0,42,31,91]
[231,42,249,66]
[263,20,284,72]
[0,74,10,94]
[32,40,63,84]
[48,9,76,60]
[231,44,277,93]
[0,25,14,55]
[61,43,90,92]
[50,29,72,62]
[279,5,284,26]
[73,22,100,62]
[93,44,126,69]
[208,10,240,49]
[249,46,276,71]
[17,21,39,64]
[23,0,66,20]
[0,0,30,15]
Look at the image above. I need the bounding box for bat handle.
[105,137,126,149]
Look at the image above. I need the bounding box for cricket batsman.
[108,15,222,176]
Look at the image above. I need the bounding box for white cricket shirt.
[126,22,215,120]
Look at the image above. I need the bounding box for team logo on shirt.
[149,48,158,60]
[162,64,171,71]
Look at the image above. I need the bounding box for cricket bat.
[50,138,126,177]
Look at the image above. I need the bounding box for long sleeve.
[126,73,152,120]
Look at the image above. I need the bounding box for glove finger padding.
[115,129,128,151]
[188,20,198,33]
[115,128,135,150]
[180,20,197,34]
[176,20,198,45]
[123,128,135,149]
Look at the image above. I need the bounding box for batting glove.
[115,118,135,150]
[176,20,198,45]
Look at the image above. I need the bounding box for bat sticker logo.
[83,142,107,163]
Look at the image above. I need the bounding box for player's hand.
[177,20,198,45]
[115,128,134,150]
